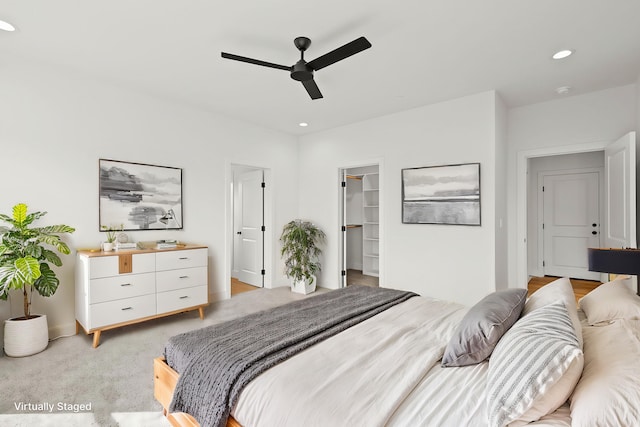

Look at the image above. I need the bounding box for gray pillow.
[441,288,527,367]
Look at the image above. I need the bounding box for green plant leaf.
[42,249,62,267]
[39,225,76,234]
[33,263,59,297]
[12,203,28,225]
[15,256,41,283]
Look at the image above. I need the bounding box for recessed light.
[298,122,308,127]
[556,86,571,95]
[0,20,16,32]
[552,50,573,60]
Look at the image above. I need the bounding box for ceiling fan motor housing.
[291,60,313,81]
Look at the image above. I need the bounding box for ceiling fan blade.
[307,37,372,71]
[302,79,323,100]
[221,52,291,71]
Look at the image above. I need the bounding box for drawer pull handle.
[179,276,189,279]
[120,283,132,287]
[179,257,189,260]
[121,307,133,311]
[179,296,189,299]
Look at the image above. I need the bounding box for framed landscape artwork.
[99,159,183,231]
[402,163,481,225]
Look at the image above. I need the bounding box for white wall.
[494,94,508,290]
[298,91,499,306]
[0,60,298,340]
[507,85,637,286]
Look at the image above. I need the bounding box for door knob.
[237,231,242,235]
[592,223,597,227]
[592,231,597,235]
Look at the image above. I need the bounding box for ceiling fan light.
[0,20,16,32]
[552,49,573,60]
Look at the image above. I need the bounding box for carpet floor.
[0,286,326,427]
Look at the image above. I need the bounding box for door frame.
[516,141,610,288]
[225,161,273,299]
[338,158,384,287]
[537,168,603,279]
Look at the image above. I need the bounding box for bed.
[154,277,640,427]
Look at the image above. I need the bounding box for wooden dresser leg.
[92,330,102,348]
[75,320,80,335]
[198,307,205,319]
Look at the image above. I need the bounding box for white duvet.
[231,296,573,427]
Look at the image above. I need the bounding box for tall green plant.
[0,203,75,318]
[280,220,325,284]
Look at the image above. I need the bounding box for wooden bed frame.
[153,357,242,427]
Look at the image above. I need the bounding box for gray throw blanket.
[165,285,417,427]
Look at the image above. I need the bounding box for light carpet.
[0,286,326,427]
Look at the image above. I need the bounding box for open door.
[604,132,637,249]
[604,131,637,289]
[340,169,347,288]
[235,169,265,287]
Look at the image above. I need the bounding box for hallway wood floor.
[527,276,601,303]
[231,277,260,296]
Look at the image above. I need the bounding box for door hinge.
[261,182,266,188]
[542,186,545,192]
[341,181,346,187]
[543,261,545,267]
[341,270,346,276]
[542,223,544,229]
[341,225,346,232]
[261,225,266,232]
[261,269,266,275]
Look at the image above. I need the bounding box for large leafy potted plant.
[0,203,75,357]
[280,220,325,294]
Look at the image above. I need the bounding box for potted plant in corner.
[280,219,326,294]
[0,203,75,357]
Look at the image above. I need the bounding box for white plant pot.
[291,276,316,295]
[4,314,49,357]
[102,242,114,251]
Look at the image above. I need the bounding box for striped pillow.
[486,301,583,427]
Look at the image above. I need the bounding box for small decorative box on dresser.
[75,245,208,347]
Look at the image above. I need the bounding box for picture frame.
[99,159,183,231]
[402,162,480,225]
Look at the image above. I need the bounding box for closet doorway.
[340,164,380,288]
[231,165,265,296]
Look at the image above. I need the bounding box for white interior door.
[543,172,601,280]
[237,169,264,286]
[340,169,347,288]
[604,132,637,249]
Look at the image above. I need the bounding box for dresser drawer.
[90,294,156,328]
[89,253,156,279]
[90,273,156,304]
[156,248,207,271]
[157,285,207,314]
[156,266,207,293]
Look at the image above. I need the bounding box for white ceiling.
[2,0,640,135]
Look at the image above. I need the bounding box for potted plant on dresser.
[280,219,326,294]
[0,203,75,357]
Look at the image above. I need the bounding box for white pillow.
[523,277,583,349]
[579,276,640,325]
[571,319,640,425]
[486,301,583,427]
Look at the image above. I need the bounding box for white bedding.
[231,296,573,427]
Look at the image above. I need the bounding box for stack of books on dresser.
[115,242,137,250]
[156,239,178,249]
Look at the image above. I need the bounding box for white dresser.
[75,245,208,347]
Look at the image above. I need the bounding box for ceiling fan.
[221,36,372,100]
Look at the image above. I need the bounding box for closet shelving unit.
[362,173,379,277]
